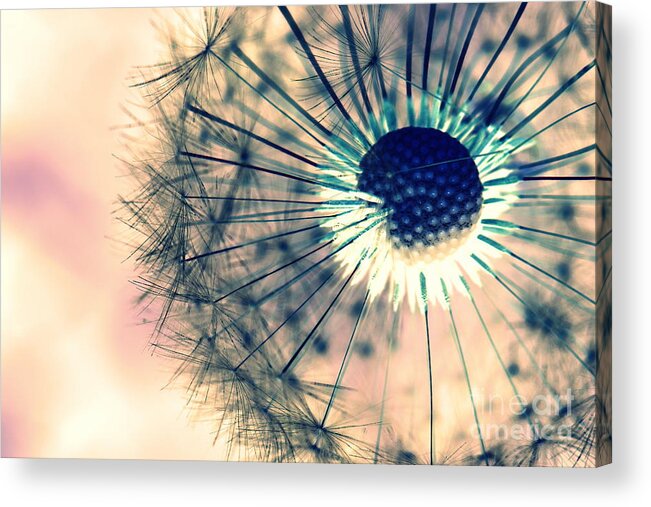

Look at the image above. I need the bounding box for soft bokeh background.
[1,8,222,459]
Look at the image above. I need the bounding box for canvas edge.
[594,0,612,468]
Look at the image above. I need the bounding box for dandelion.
[119,2,611,466]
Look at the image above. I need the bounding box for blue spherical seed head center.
[357,127,483,249]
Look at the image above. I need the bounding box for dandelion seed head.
[119,2,610,466]
[357,127,483,250]
[318,109,522,311]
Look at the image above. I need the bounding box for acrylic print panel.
[1,1,611,466]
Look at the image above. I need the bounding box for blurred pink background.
[1,8,221,459]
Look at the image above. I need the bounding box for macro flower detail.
[357,127,484,250]
[120,2,612,466]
